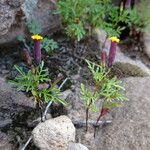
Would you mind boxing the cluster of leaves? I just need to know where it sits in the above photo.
[56,0,145,41]
[10,61,67,105]
[41,38,58,54]
[26,20,42,35]
[81,60,126,111]
[80,60,127,130]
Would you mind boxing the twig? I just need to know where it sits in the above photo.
[58,78,68,90]
[73,120,112,128]
[20,136,32,150]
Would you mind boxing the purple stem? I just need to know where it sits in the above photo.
[33,40,41,64]
[108,42,117,67]
[125,0,132,9]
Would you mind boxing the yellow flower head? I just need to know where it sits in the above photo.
[31,35,43,40]
[109,36,120,43]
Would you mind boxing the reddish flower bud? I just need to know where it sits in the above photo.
[22,48,32,65]
[125,0,132,9]
[100,50,107,66]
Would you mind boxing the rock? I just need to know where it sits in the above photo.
[0,0,61,45]
[32,115,75,150]
[0,119,12,128]
[76,77,150,150]
[0,131,12,150]
[0,77,35,128]
[68,143,89,150]
[143,32,150,59]
[95,28,150,77]
[113,48,150,77]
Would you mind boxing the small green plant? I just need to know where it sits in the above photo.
[10,61,67,116]
[41,38,58,54]
[26,20,42,34]
[80,60,127,132]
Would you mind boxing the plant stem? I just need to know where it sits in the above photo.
[85,107,89,131]
[36,101,43,122]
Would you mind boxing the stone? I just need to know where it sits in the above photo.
[0,4,15,36]
[68,143,89,150]
[113,48,150,77]
[0,132,12,150]
[32,115,75,150]
[0,77,35,128]
[0,0,61,45]
[95,77,150,150]
[143,32,150,59]
[76,77,150,150]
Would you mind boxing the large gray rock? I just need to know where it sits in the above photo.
[32,115,75,150]
[143,32,150,59]
[113,48,150,77]
[95,77,150,150]
[76,77,150,150]
[0,0,61,45]
[0,77,35,128]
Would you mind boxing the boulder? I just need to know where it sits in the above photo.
[143,32,150,59]
[32,115,75,150]
[0,0,61,45]
[95,77,150,150]
[113,48,150,77]
[0,77,35,128]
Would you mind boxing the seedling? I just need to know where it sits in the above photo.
[41,38,58,54]
[10,61,67,120]
[80,60,127,133]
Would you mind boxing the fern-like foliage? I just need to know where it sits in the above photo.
[80,60,127,130]
[9,61,67,105]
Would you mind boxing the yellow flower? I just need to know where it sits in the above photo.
[109,36,120,43]
[31,35,43,40]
